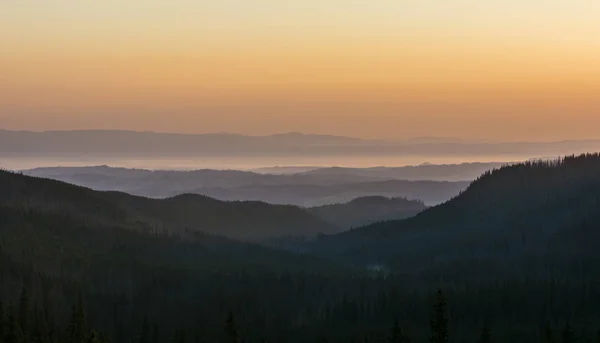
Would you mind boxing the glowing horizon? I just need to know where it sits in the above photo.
[2,0,600,141]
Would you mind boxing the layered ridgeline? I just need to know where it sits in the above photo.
[0,169,348,343]
[313,154,600,278]
[309,196,426,228]
[295,162,507,182]
[24,166,469,206]
[2,157,600,342]
[0,170,338,241]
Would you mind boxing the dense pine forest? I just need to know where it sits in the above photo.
[2,154,600,342]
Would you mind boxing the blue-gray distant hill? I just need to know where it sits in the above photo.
[23,166,468,206]
[297,162,508,182]
[308,196,426,228]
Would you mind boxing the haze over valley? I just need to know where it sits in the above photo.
[3,0,600,341]
[3,129,599,170]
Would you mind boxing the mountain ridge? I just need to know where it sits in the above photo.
[311,153,600,271]
[23,166,468,205]
[0,170,339,241]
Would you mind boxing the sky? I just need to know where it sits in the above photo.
[1,0,600,141]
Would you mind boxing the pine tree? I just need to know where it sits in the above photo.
[87,331,102,343]
[224,311,239,343]
[0,300,5,341]
[151,323,159,343]
[6,307,19,343]
[429,289,448,343]
[139,317,150,343]
[18,286,30,339]
[388,320,409,343]
[546,324,556,343]
[562,323,575,343]
[32,307,46,343]
[67,297,87,343]
[479,321,491,343]
[172,330,185,343]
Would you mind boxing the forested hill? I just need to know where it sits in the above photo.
[3,158,600,342]
[314,153,600,271]
[0,170,338,240]
[308,196,426,228]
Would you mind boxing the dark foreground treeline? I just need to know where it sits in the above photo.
[1,243,599,343]
[2,155,600,342]
[1,286,596,343]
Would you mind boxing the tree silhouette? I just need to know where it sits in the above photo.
[562,323,575,343]
[67,297,87,343]
[0,300,5,340]
[479,321,491,343]
[173,329,186,343]
[546,324,556,343]
[429,289,448,343]
[6,307,19,343]
[225,311,239,343]
[139,317,150,343]
[87,330,102,343]
[18,285,30,336]
[388,319,409,343]
[151,323,160,343]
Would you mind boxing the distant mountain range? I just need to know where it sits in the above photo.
[252,162,507,181]
[3,129,600,158]
[296,162,508,181]
[23,165,470,206]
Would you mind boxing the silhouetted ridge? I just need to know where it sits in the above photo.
[308,196,426,228]
[314,153,600,270]
[0,170,338,240]
[346,195,425,206]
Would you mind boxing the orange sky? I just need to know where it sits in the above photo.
[2,0,600,141]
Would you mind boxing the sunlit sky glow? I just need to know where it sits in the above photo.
[2,0,600,140]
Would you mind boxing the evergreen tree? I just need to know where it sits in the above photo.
[562,323,575,343]
[546,325,556,343]
[429,289,448,343]
[151,323,159,343]
[139,317,150,343]
[0,300,5,341]
[479,321,491,343]
[18,286,30,340]
[6,307,19,343]
[172,330,185,343]
[87,331,102,343]
[224,311,239,343]
[32,308,46,343]
[388,320,409,343]
[67,297,87,343]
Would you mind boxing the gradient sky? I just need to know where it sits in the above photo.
[2,0,600,141]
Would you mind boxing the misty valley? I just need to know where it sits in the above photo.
[1,150,600,343]
[3,0,600,339]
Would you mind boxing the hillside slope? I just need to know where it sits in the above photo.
[313,154,600,275]
[308,196,426,228]
[0,170,338,240]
